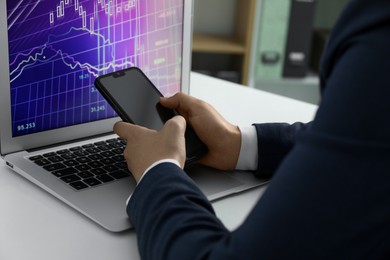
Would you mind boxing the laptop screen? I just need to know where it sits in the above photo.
[7,0,184,138]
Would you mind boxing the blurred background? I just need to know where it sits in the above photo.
[192,0,349,105]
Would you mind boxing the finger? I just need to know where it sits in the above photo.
[163,115,187,137]
[160,92,195,114]
[113,121,138,140]
[159,92,181,109]
[114,121,157,141]
[162,116,187,169]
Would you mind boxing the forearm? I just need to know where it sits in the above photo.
[128,163,229,260]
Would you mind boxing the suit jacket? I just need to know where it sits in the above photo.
[128,0,390,259]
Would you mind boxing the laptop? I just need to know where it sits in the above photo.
[0,0,267,232]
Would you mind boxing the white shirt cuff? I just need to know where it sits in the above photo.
[236,126,258,171]
[126,159,181,205]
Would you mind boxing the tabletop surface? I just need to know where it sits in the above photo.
[0,72,318,260]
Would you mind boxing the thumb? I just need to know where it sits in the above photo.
[162,115,187,138]
[159,93,180,110]
[160,92,196,121]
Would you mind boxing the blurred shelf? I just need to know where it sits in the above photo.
[191,0,256,85]
[192,33,246,54]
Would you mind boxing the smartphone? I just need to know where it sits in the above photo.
[94,67,207,164]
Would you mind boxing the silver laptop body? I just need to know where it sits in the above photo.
[0,0,266,232]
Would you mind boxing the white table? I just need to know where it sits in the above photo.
[0,72,317,260]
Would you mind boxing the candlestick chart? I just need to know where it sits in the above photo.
[8,0,183,137]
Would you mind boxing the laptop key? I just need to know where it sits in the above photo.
[52,167,78,177]
[81,144,94,149]
[74,150,89,157]
[77,171,94,179]
[43,152,57,157]
[100,151,114,157]
[75,157,92,164]
[48,156,64,163]
[110,170,130,179]
[115,162,128,169]
[56,149,70,154]
[86,148,100,154]
[109,142,123,149]
[61,174,81,183]
[43,163,66,172]
[96,174,114,183]
[34,158,52,166]
[83,177,102,187]
[60,153,77,160]
[63,160,79,167]
[101,158,115,165]
[90,168,107,176]
[88,154,103,161]
[88,161,104,168]
[75,164,91,171]
[112,148,124,155]
[29,155,44,161]
[112,155,125,162]
[69,181,88,190]
[97,144,111,151]
[69,146,82,151]
[103,165,119,173]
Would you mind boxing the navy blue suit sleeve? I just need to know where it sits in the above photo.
[253,122,309,178]
[128,0,390,258]
[128,163,230,260]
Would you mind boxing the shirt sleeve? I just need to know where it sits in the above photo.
[236,126,258,171]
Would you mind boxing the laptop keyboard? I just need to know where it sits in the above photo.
[28,138,131,191]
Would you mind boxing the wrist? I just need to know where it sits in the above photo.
[136,159,182,183]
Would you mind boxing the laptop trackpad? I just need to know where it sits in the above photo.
[185,164,245,200]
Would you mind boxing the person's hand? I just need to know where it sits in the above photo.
[160,92,241,170]
[113,116,187,182]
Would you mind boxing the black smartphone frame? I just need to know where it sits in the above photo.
[94,67,207,164]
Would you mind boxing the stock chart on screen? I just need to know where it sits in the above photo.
[7,0,184,137]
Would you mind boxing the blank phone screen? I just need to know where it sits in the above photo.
[98,68,174,130]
